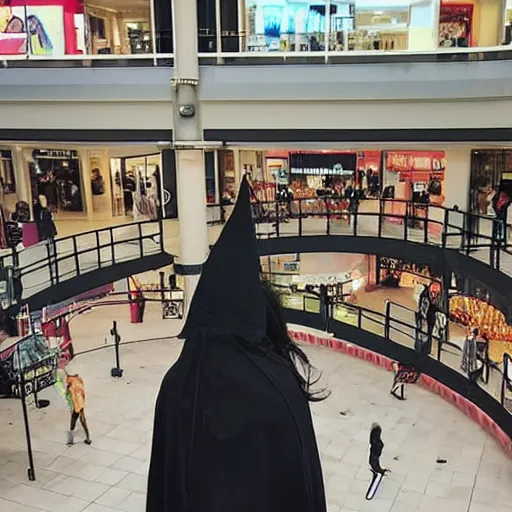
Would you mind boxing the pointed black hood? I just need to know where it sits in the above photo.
[179,176,266,342]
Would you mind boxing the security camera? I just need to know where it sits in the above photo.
[179,105,195,118]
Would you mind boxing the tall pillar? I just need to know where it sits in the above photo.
[12,148,31,206]
[78,150,94,222]
[175,150,209,306]
[444,148,472,211]
[172,0,209,310]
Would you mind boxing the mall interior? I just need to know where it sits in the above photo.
[1,0,512,510]
[1,145,512,235]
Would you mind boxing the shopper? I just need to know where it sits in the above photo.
[36,195,57,253]
[492,190,511,242]
[369,423,387,475]
[65,370,92,446]
[348,188,360,234]
[461,328,478,377]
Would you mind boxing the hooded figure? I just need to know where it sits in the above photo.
[146,177,327,512]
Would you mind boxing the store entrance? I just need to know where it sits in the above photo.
[110,153,161,221]
[30,149,85,219]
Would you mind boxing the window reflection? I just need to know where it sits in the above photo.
[0,0,154,56]
[240,0,507,53]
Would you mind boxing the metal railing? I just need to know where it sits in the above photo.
[0,218,166,308]
[206,203,227,225]
[279,290,509,420]
[1,44,512,68]
[253,197,511,275]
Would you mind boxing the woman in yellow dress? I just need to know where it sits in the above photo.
[66,372,92,446]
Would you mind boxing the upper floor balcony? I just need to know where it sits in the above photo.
[1,0,512,68]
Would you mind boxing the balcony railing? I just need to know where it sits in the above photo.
[2,46,512,68]
[252,197,512,277]
[277,288,512,436]
[1,0,510,67]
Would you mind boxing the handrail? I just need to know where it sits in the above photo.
[15,220,159,276]
[0,53,174,62]
[199,45,512,59]
[253,196,510,275]
[386,300,416,315]
[280,291,509,424]
[2,219,167,310]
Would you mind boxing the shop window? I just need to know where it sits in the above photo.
[469,150,512,215]
[29,149,84,217]
[121,154,161,220]
[237,0,504,53]
[90,16,106,40]
[0,0,155,57]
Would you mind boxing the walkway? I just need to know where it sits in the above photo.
[0,337,510,512]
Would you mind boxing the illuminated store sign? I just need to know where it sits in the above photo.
[289,152,357,176]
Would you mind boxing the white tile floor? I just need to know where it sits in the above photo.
[0,339,510,512]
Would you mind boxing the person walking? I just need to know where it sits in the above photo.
[369,423,387,475]
[65,370,92,445]
[36,195,57,253]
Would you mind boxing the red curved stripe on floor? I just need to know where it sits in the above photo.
[289,329,512,457]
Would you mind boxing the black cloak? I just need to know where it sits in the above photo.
[146,177,326,512]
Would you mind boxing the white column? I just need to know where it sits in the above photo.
[78,150,94,222]
[444,148,472,211]
[12,148,31,206]
[173,0,208,310]
[176,150,209,309]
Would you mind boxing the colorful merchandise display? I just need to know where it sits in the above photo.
[450,295,512,342]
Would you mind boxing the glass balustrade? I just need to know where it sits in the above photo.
[1,0,512,64]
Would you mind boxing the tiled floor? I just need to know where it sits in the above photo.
[0,339,510,512]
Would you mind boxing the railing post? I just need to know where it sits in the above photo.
[404,202,409,241]
[384,300,391,338]
[95,231,101,269]
[158,210,165,253]
[72,236,80,276]
[17,344,36,482]
[298,199,303,237]
[442,208,449,248]
[424,205,429,244]
[378,199,383,238]
[490,219,496,268]
[46,241,54,286]
[496,231,502,271]
[357,307,362,330]
[326,198,330,236]
[275,199,280,238]
[138,223,144,258]
[110,228,115,265]
[353,201,359,236]
[501,355,507,406]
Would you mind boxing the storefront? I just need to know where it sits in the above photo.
[30,149,85,218]
[222,148,450,206]
[383,150,446,205]
[505,0,512,44]
[109,153,161,220]
[191,0,506,53]
[0,0,153,56]
[438,0,503,48]
[241,0,446,52]
[469,149,512,215]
